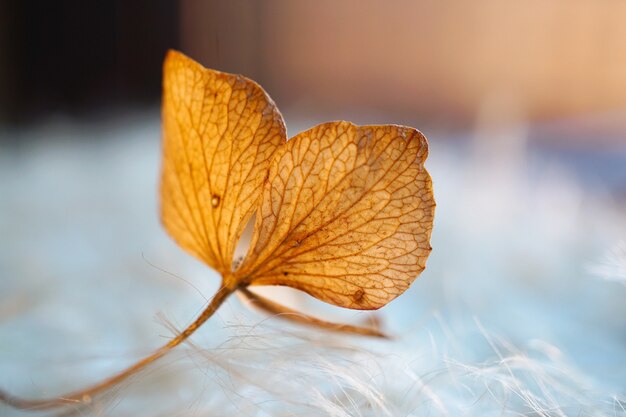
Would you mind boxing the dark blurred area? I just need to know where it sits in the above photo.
[0,0,179,126]
[1,0,625,148]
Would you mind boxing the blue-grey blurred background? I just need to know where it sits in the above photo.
[1,2,625,416]
[1,1,625,191]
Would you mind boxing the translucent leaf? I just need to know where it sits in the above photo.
[160,50,286,274]
[235,121,435,310]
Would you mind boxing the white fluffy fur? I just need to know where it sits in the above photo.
[0,114,624,416]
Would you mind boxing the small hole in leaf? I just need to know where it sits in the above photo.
[232,212,256,272]
[211,194,220,208]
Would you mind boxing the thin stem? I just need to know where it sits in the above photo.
[0,284,235,411]
[238,287,388,338]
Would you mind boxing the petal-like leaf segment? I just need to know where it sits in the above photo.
[236,122,435,309]
[160,50,286,273]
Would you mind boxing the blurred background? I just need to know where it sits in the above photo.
[1,1,625,416]
[2,0,625,190]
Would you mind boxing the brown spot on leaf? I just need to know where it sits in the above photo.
[352,289,365,303]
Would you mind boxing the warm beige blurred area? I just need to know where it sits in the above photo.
[181,0,626,139]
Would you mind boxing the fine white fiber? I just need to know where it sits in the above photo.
[588,240,626,286]
[0,113,624,416]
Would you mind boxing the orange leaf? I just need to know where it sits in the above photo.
[235,122,435,310]
[160,50,286,274]
[0,51,437,412]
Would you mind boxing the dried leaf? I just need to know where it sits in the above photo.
[0,51,437,412]
[235,122,434,310]
[160,50,286,274]
[161,51,435,310]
